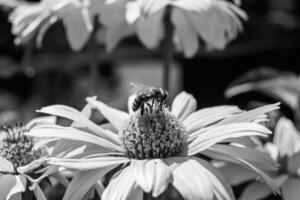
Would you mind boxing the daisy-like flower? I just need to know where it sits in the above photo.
[5,0,102,50]
[219,117,300,200]
[0,123,47,200]
[101,0,247,57]
[27,89,280,200]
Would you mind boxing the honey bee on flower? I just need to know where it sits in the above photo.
[26,85,281,200]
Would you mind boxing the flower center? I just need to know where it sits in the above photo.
[0,124,42,171]
[120,108,184,159]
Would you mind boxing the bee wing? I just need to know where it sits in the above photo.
[130,82,151,92]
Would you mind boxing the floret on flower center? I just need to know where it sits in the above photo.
[120,107,184,160]
[0,124,42,172]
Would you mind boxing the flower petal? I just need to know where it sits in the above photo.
[0,156,14,173]
[63,166,117,200]
[288,152,300,176]
[6,175,27,200]
[217,163,256,185]
[239,182,272,200]
[63,7,92,51]
[135,9,165,49]
[133,159,171,197]
[203,144,278,171]
[0,174,17,200]
[27,124,123,152]
[183,105,241,135]
[235,159,279,193]
[37,104,120,145]
[171,8,199,58]
[282,178,300,200]
[86,97,129,132]
[47,156,130,170]
[167,157,213,200]
[71,96,96,127]
[33,185,47,200]
[274,117,300,157]
[217,103,280,125]
[195,158,235,200]
[187,123,271,156]
[171,91,197,122]
[102,166,143,200]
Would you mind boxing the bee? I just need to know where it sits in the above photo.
[130,82,168,114]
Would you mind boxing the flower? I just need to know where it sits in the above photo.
[225,68,300,112]
[27,89,280,200]
[5,0,103,50]
[0,123,46,200]
[221,117,300,200]
[101,0,247,57]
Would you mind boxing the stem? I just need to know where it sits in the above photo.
[88,18,99,95]
[162,6,174,91]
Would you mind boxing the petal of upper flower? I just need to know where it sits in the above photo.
[171,8,199,58]
[133,159,172,197]
[102,166,143,200]
[187,123,271,156]
[37,104,121,145]
[62,4,92,51]
[287,152,300,176]
[281,178,300,200]
[5,175,27,200]
[171,91,197,122]
[47,156,130,170]
[274,117,300,157]
[26,124,123,152]
[239,182,272,200]
[0,174,17,200]
[86,97,129,132]
[63,166,118,200]
[216,103,280,125]
[135,8,165,49]
[0,156,14,173]
[183,105,241,135]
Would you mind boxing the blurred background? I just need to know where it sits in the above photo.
[0,0,300,125]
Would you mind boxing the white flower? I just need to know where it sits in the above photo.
[0,124,47,200]
[27,90,280,200]
[101,0,247,57]
[6,0,103,50]
[222,117,300,200]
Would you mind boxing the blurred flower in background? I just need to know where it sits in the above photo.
[27,88,280,200]
[221,117,300,200]
[0,123,50,200]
